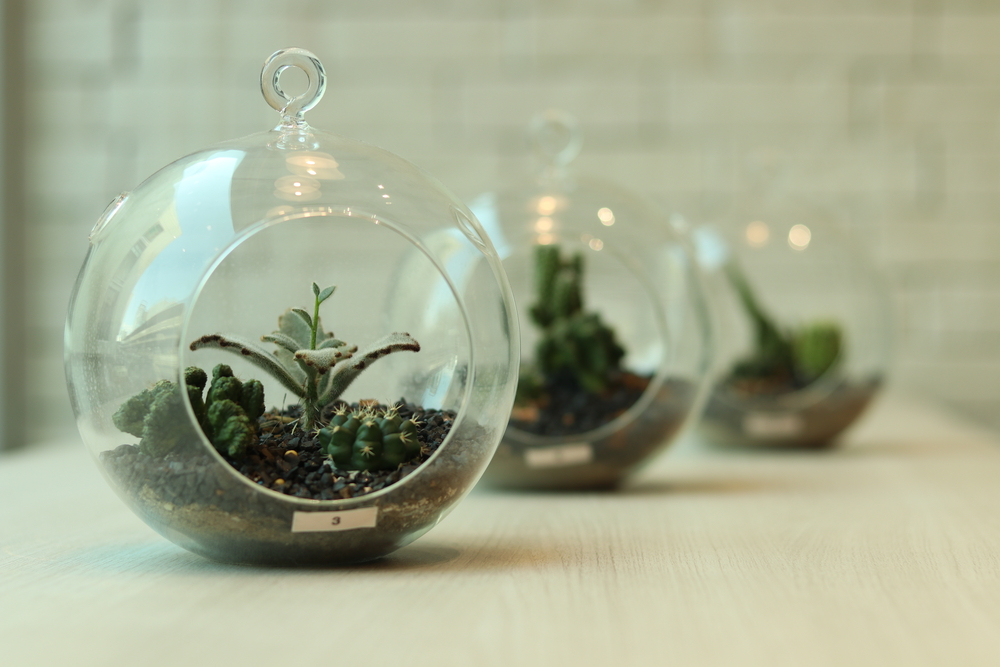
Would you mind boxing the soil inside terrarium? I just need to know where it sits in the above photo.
[509,370,651,437]
[102,400,454,502]
[702,375,882,447]
[487,376,696,490]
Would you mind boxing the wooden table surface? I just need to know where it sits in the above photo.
[3,394,1000,667]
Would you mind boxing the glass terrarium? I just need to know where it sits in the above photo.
[472,111,712,490]
[688,181,890,448]
[64,49,518,565]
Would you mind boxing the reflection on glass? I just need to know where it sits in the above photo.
[598,207,615,226]
[285,151,344,180]
[745,220,769,247]
[274,174,322,202]
[536,195,558,215]
[788,224,811,250]
[534,216,554,233]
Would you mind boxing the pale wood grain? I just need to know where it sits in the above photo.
[3,394,1000,667]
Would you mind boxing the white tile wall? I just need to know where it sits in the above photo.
[23,0,1000,441]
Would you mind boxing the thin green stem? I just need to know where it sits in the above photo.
[310,293,320,351]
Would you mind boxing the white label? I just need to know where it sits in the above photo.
[743,411,805,438]
[524,443,593,469]
[291,507,378,533]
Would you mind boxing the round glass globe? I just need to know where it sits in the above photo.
[472,111,713,490]
[64,49,518,564]
[689,195,891,447]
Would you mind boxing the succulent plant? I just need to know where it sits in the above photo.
[726,263,842,387]
[526,244,625,394]
[316,404,424,472]
[189,283,420,430]
[202,364,266,458]
[112,364,264,459]
[791,321,842,384]
[113,367,212,457]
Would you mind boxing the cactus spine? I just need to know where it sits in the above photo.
[190,283,420,429]
[528,244,625,394]
[316,404,423,472]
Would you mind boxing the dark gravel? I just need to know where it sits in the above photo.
[102,399,455,504]
[509,371,651,437]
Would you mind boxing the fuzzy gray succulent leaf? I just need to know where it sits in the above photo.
[189,333,306,398]
[278,309,314,349]
[319,332,421,404]
[314,283,336,304]
[317,336,350,350]
[294,346,356,375]
[291,308,313,329]
[261,332,302,355]
[316,344,358,396]
[274,347,307,384]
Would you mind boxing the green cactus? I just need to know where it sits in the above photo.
[112,384,163,439]
[112,364,264,459]
[316,404,423,472]
[527,244,625,394]
[139,386,189,457]
[792,321,842,384]
[725,262,843,387]
[189,283,420,429]
[185,366,208,392]
[199,364,265,458]
[112,369,209,457]
[206,398,254,459]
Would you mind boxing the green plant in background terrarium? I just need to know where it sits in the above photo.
[724,262,842,394]
[511,244,647,436]
[112,283,439,495]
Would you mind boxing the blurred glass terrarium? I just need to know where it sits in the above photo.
[64,49,518,565]
[689,159,890,447]
[471,111,712,490]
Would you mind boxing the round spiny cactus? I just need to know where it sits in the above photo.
[317,405,424,472]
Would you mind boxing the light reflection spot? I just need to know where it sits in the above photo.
[597,207,615,225]
[537,196,557,215]
[746,220,770,247]
[788,224,811,250]
[589,238,604,251]
[534,216,553,232]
